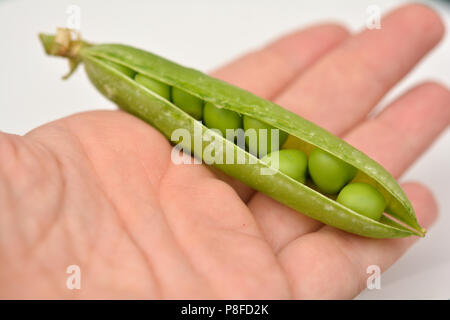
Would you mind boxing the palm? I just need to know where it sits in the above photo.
[1,4,449,299]
[1,110,289,299]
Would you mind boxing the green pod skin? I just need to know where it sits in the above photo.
[99,58,136,78]
[337,183,386,221]
[308,148,357,194]
[171,86,203,120]
[39,33,426,238]
[243,115,289,158]
[262,149,308,184]
[203,102,242,139]
[135,73,171,101]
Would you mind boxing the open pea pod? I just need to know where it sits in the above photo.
[39,30,426,238]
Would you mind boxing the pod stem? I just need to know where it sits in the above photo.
[39,28,92,79]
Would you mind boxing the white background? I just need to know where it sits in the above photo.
[0,0,449,299]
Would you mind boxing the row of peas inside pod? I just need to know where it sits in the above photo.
[103,59,387,222]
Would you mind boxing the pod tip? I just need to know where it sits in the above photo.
[38,33,55,55]
[420,228,427,237]
[38,28,91,79]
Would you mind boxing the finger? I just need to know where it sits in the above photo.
[344,81,450,178]
[211,24,349,99]
[274,3,445,135]
[250,81,449,253]
[278,182,438,299]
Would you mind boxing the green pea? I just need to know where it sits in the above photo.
[337,183,386,221]
[135,74,171,100]
[308,148,357,194]
[262,149,308,183]
[243,116,288,158]
[99,59,136,78]
[171,87,203,120]
[203,102,242,138]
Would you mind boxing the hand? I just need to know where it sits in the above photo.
[0,4,449,299]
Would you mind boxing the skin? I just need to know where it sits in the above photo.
[337,183,386,221]
[0,4,449,299]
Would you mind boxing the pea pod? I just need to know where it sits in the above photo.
[39,30,426,238]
